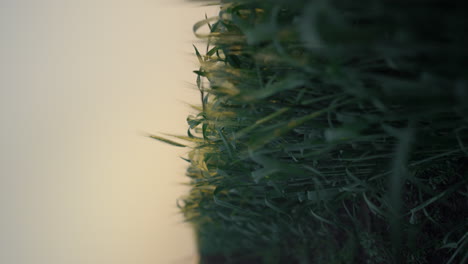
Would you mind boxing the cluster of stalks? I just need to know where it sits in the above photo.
[153,1,467,263]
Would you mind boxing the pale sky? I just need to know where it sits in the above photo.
[0,1,218,263]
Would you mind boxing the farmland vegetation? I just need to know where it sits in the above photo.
[152,0,468,263]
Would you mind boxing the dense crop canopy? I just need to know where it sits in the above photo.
[153,1,468,263]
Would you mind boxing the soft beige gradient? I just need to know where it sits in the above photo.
[0,1,218,263]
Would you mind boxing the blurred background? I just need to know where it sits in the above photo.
[0,0,217,263]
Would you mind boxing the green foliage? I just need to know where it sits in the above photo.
[171,0,468,263]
